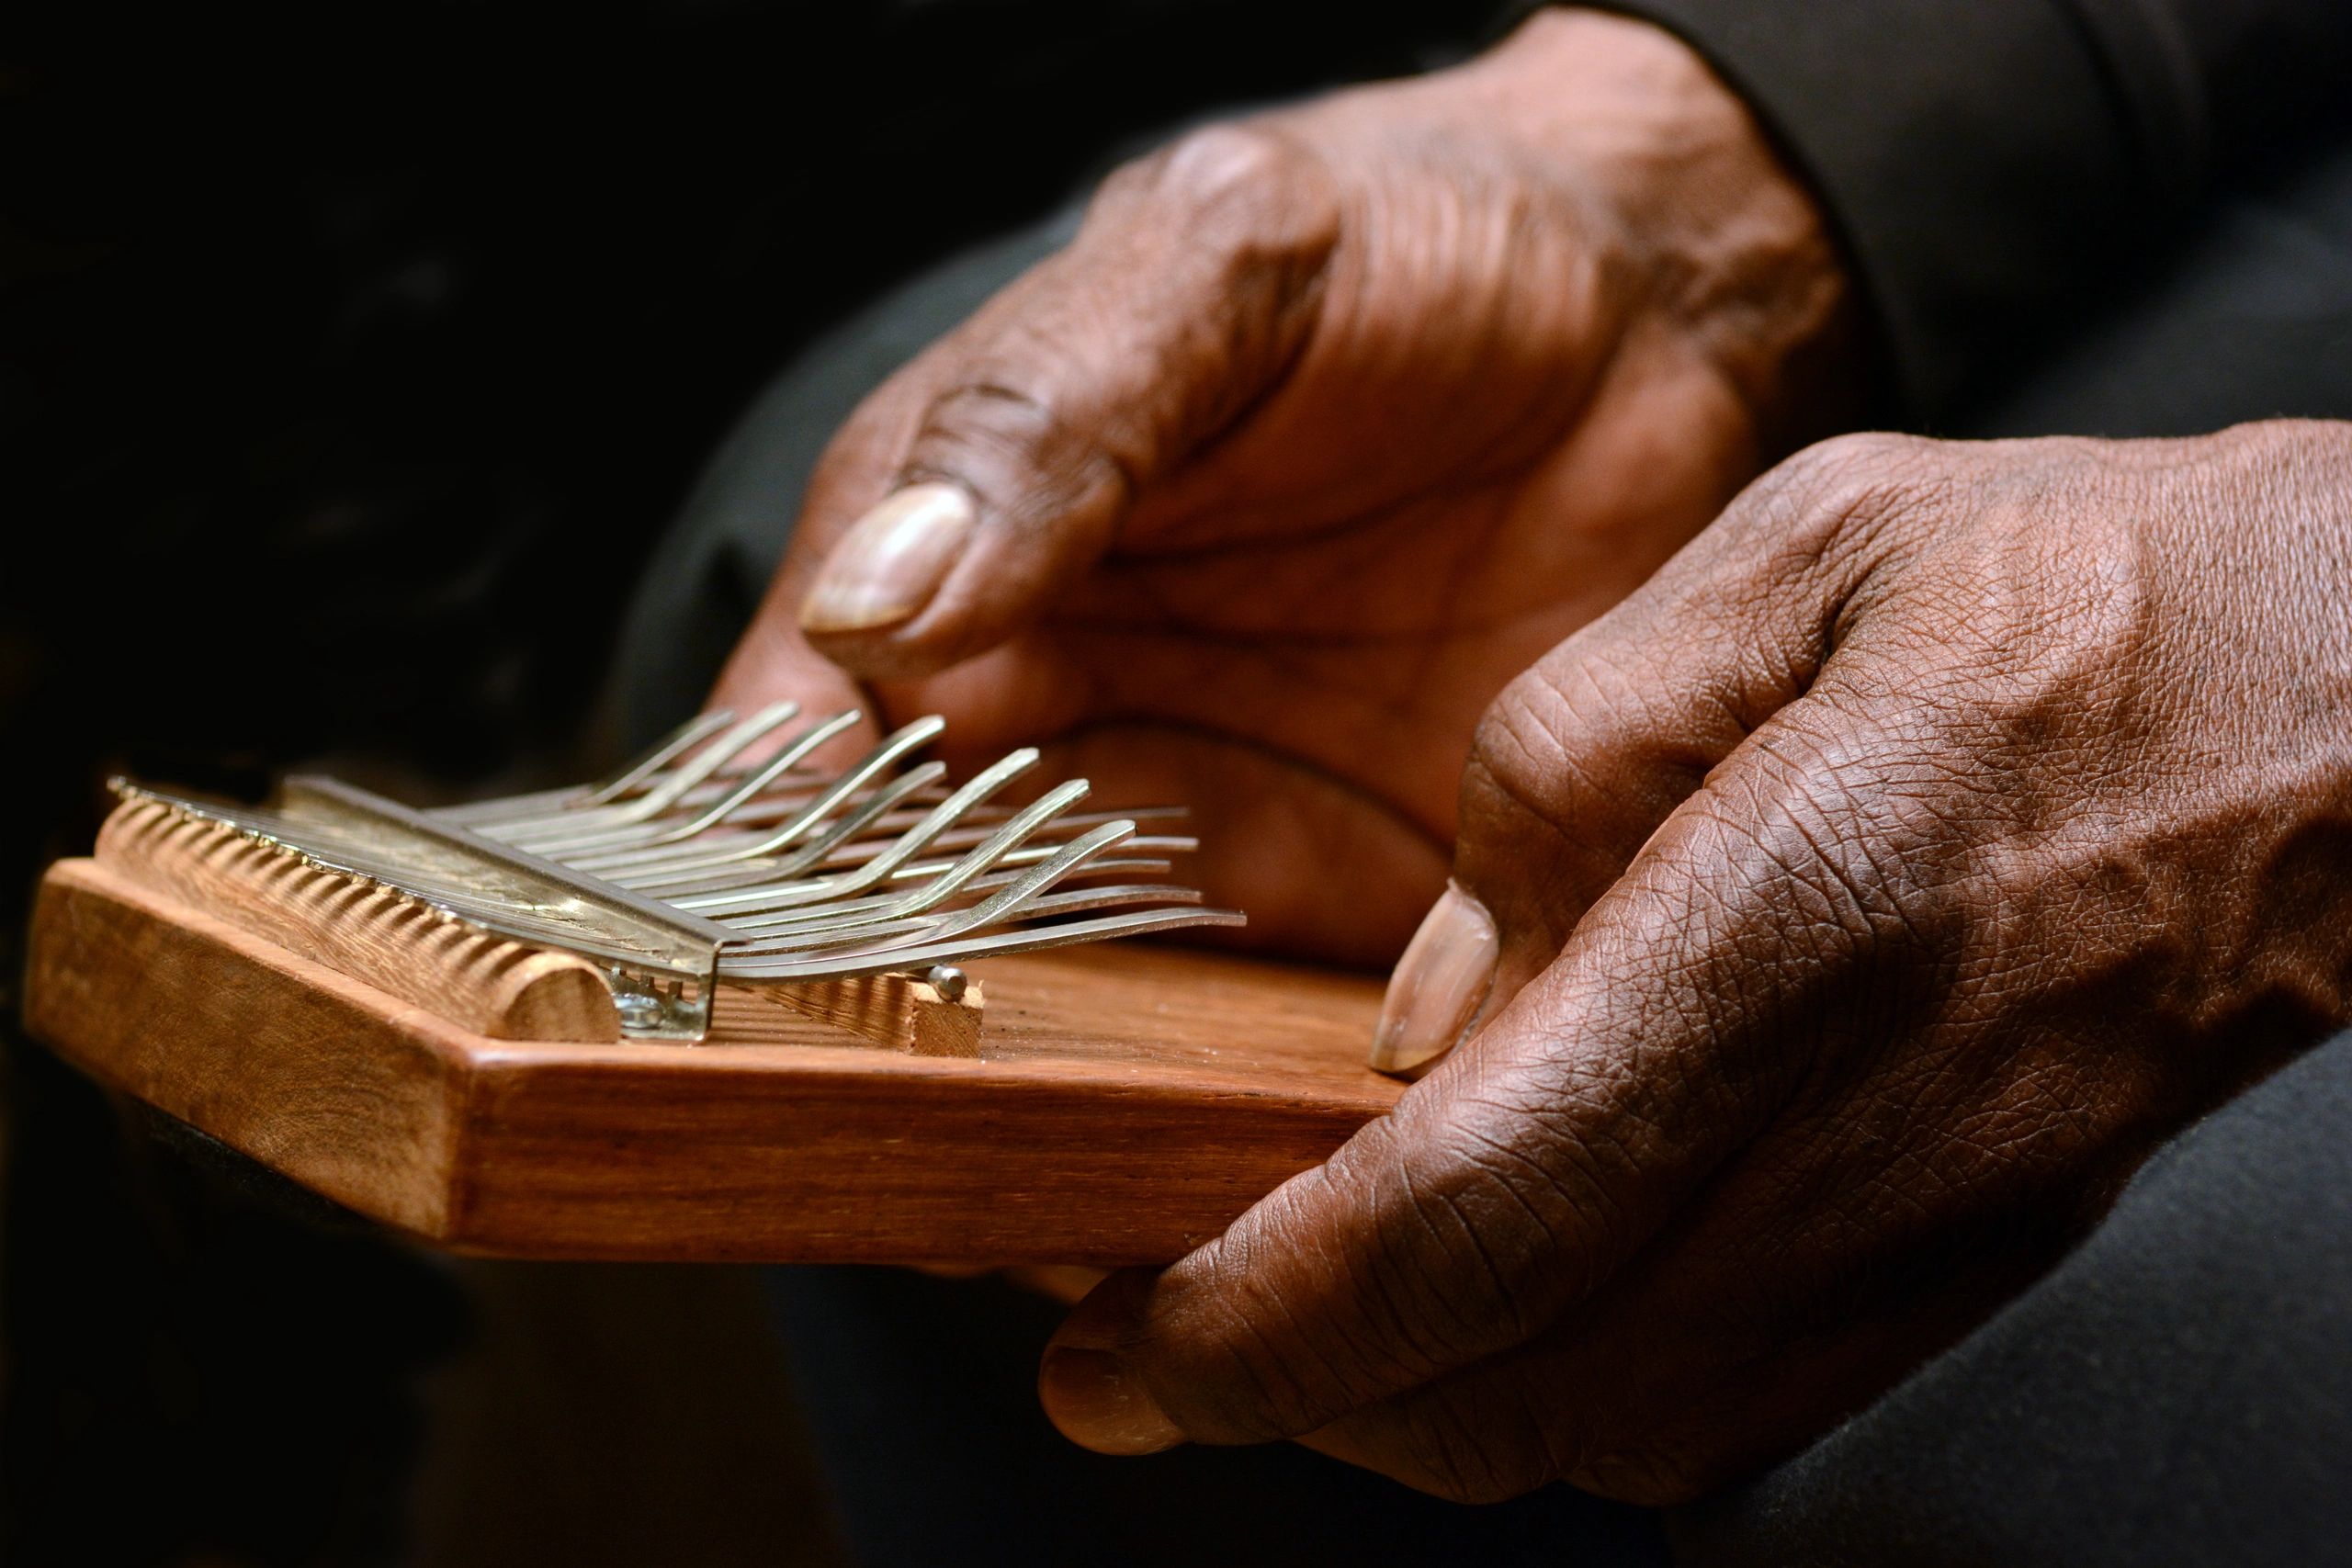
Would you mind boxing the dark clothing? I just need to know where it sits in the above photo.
[1677,1018,2352,1566]
[1597,0,2352,416]
[765,1266,1668,1567]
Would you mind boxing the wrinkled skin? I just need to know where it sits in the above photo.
[1038,422,2352,1502]
[711,9,1853,963]
[710,0,2352,1508]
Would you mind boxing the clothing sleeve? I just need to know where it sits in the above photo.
[1568,0,2352,417]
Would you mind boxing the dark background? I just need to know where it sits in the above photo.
[0,4,1483,1562]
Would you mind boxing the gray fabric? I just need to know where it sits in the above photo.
[1673,1026,2352,1567]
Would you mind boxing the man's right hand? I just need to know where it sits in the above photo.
[713,8,1858,961]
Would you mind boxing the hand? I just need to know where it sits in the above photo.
[1035,421,2352,1502]
[711,9,1854,962]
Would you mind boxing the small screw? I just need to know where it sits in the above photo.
[925,964,968,1003]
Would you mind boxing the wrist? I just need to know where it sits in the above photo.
[1469,8,1868,452]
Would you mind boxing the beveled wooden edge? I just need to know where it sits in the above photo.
[24,857,1396,1266]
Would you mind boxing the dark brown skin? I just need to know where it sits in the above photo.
[711,0,2352,1507]
[711,9,1854,964]
[1038,422,2352,1501]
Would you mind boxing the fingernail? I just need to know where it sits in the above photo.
[799,481,977,634]
[1038,1346,1186,1455]
[1368,883,1498,1079]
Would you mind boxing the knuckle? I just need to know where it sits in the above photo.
[907,372,1128,522]
[1145,122,1310,212]
[920,374,1058,453]
[1464,649,1650,824]
[1736,431,1958,558]
[1702,718,1962,996]
[1464,676,1577,822]
[1102,121,1340,257]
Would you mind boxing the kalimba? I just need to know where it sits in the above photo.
[23,705,1398,1265]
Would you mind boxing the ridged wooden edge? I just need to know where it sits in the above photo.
[96,796,622,1043]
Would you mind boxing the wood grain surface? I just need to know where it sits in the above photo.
[24,857,1401,1265]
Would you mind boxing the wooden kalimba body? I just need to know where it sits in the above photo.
[23,707,1397,1266]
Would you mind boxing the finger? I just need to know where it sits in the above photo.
[1035,435,1945,1454]
[1371,432,1937,1076]
[795,123,1342,679]
[1038,693,1924,1462]
[707,604,874,760]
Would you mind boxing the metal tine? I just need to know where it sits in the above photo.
[677,809,1167,879]
[778,841,1174,898]
[516,711,858,863]
[713,843,1168,934]
[702,853,1177,930]
[614,760,946,895]
[436,710,744,829]
[719,907,1247,982]
[547,710,873,863]
[708,783,1184,831]
[723,880,1193,957]
[805,813,1188,867]
[822,832,1194,883]
[488,701,805,845]
[746,818,1182,885]
[577,710,744,807]
[571,716,946,876]
[723,818,1136,954]
[684,777,1089,922]
[651,747,1039,903]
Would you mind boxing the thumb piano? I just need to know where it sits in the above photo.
[23,706,1399,1267]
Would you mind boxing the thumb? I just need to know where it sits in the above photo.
[1371,433,1931,1076]
[1033,436,1940,1461]
[796,123,1340,680]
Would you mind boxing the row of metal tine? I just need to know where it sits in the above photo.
[431,704,1241,982]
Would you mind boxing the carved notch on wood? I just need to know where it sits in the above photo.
[769,973,986,1058]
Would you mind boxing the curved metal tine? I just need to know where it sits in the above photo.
[724,818,1136,955]
[664,747,1040,908]
[548,710,867,863]
[707,852,1173,931]
[687,777,1090,923]
[578,710,744,807]
[433,711,747,829]
[868,833,1190,887]
[719,906,1248,982]
[572,716,946,877]
[810,808,1187,865]
[489,701,806,846]
[722,881,1193,956]
[614,760,945,896]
